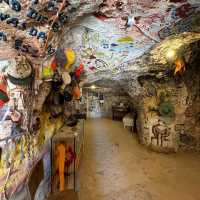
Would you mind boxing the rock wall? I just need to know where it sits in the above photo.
[136,66,200,152]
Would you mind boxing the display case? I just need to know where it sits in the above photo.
[51,120,84,193]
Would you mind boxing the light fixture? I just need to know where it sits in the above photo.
[91,85,96,90]
[166,49,176,60]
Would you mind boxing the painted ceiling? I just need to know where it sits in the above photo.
[60,0,200,83]
[0,0,200,87]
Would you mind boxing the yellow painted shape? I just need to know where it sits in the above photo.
[43,66,53,77]
[65,49,76,70]
[117,36,134,43]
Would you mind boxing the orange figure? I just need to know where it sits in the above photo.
[174,58,185,75]
[56,143,66,191]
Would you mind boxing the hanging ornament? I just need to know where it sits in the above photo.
[65,49,76,70]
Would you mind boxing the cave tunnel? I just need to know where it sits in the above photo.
[0,0,200,200]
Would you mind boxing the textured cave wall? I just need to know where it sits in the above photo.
[134,64,200,152]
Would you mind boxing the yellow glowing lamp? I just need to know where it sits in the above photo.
[65,49,76,70]
[166,50,176,61]
[91,85,96,90]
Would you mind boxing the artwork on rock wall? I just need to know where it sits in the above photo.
[149,118,173,149]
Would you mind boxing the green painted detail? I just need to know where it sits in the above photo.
[158,101,175,117]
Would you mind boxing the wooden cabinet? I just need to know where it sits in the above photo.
[112,106,128,120]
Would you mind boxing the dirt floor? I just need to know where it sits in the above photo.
[78,118,200,200]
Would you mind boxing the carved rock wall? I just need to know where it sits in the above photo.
[135,65,200,152]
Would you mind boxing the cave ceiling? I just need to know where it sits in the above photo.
[0,0,200,94]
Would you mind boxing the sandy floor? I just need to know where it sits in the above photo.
[78,118,200,200]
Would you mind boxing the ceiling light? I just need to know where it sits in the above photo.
[91,85,96,90]
[166,50,176,60]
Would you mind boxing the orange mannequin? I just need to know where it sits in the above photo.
[56,143,66,191]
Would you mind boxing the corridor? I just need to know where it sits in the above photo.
[78,119,200,200]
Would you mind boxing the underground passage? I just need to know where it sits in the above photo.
[0,0,200,200]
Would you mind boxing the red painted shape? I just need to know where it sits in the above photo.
[51,57,57,70]
[93,13,109,21]
[75,63,84,77]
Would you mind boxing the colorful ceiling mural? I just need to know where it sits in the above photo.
[0,0,199,81]
[60,0,200,81]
